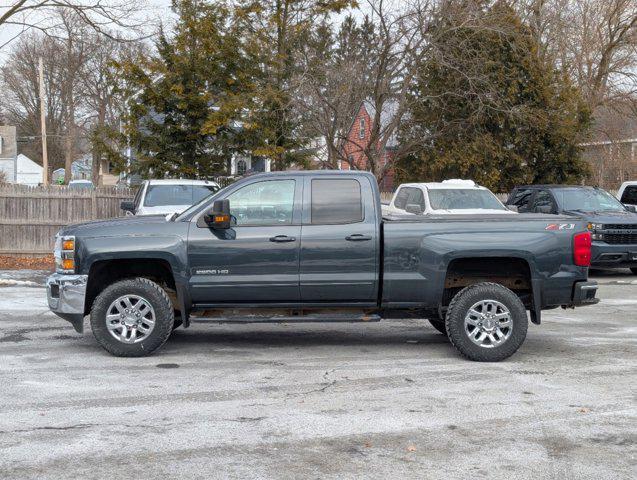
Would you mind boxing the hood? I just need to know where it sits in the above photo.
[59,214,168,237]
[564,210,637,225]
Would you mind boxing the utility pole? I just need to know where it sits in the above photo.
[38,57,49,185]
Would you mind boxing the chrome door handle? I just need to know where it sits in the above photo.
[269,235,296,243]
[345,234,372,241]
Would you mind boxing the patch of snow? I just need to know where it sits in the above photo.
[0,279,41,287]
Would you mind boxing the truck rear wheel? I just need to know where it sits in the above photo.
[631,268,637,275]
[445,282,527,362]
[90,278,174,357]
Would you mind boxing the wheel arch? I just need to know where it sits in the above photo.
[84,258,184,319]
[441,256,540,324]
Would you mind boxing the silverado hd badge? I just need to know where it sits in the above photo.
[193,269,229,275]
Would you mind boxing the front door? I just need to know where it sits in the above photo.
[188,178,302,303]
[299,176,379,303]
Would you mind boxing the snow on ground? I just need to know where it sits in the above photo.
[0,286,49,313]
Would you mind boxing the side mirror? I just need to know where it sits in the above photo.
[624,204,637,213]
[121,200,135,214]
[203,199,231,229]
[405,203,423,215]
[535,205,553,214]
[506,205,519,212]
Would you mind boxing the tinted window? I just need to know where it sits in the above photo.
[620,186,637,204]
[531,190,555,213]
[144,184,219,207]
[228,180,295,225]
[509,188,533,212]
[394,187,410,209]
[312,179,363,224]
[429,189,506,210]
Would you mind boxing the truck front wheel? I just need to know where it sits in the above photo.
[445,282,528,362]
[90,278,175,357]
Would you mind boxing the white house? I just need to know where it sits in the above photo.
[15,154,43,186]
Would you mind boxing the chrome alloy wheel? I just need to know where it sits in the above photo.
[106,295,156,344]
[464,299,512,348]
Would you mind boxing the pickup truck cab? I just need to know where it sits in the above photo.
[47,171,598,361]
[384,180,514,216]
[507,184,637,274]
[617,181,637,208]
[120,179,220,216]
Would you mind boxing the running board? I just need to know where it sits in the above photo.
[190,313,382,324]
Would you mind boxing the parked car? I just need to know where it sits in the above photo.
[383,180,515,216]
[506,184,637,274]
[68,179,94,189]
[617,181,637,208]
[121,179,220,216]
[46,171,598,361]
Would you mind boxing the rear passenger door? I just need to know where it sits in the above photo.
[299,176,379,304]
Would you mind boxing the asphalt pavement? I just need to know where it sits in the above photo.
[0,270,635,479]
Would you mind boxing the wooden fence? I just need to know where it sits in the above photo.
[0,185,134,255]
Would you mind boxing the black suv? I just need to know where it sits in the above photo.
[507,185,637,274]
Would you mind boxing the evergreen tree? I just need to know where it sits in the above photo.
[119,0,251,178]
[397,1,591,191]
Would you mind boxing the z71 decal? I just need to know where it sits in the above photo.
[545,223,575,231]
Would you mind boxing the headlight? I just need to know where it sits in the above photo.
[587,223,603,231]
[54,235,76,273]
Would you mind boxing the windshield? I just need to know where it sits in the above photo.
[143,184,219,207]
[428,189,506,210]
[553,188,626,212]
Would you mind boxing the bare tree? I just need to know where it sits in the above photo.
[0,33,68,172]
[520,0,637,111]
[293,0,431,184]
[0,0,148,49]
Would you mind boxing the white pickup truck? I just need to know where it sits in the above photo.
[383,180,515,216]
[121,179,220,216]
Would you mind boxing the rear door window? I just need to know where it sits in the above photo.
[620,186,637,204]
[406,188,425,210]
[509,188,534,212]
[311,179,363,224]
[393,187,410,210]
[530,190,556,213]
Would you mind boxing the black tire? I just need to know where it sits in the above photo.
[631,267,637,275]
[90,278,174,357]
[445,282,528,362]
[428,318,448,336]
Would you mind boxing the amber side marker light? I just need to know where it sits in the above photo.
[62,239,75,250]
[62,258,75,270]
[214,215,230,223]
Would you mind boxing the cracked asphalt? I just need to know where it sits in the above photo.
[0,270,635,479]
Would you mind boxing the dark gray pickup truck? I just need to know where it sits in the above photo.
[47,171,598,361]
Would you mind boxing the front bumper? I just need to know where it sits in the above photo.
[591,243,637,268]
[46,273,88,333]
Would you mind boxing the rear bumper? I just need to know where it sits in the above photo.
[566,280,599,307]
[46,273,87,333]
